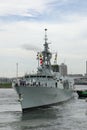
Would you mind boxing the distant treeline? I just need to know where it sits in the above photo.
[0,83,12,88]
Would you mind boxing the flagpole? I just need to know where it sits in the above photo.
[16,62,18,79]
[37,52,39,67]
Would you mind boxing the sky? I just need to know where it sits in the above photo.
[0,0,87,77]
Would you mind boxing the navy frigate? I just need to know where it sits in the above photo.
[12,29,74,112]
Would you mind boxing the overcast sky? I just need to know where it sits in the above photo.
[0,0,87,77]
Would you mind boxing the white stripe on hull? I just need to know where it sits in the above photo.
[14,86,73,110]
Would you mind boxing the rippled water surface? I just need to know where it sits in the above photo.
[0,88,87,130]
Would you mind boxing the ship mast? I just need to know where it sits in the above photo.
[42,29,52,68]
[45,28,48,44]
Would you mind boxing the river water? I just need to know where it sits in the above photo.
[0,87,87,130]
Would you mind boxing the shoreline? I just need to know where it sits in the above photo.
[0,83,12,88]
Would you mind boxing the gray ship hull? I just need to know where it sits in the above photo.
[14,85,73,111]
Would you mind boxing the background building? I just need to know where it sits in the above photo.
[0,78,11,83]
[85,61,87,76]
[59,63,67,76]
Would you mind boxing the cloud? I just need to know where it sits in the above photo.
[22,44,41,52]
[0,47,38,77]
[0,0,87,23]
[48,0,87,14]
[0,0,46,22]
[0,0,87,76]
[0,0,45,15]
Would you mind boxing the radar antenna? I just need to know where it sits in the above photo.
[45,28,48,43]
